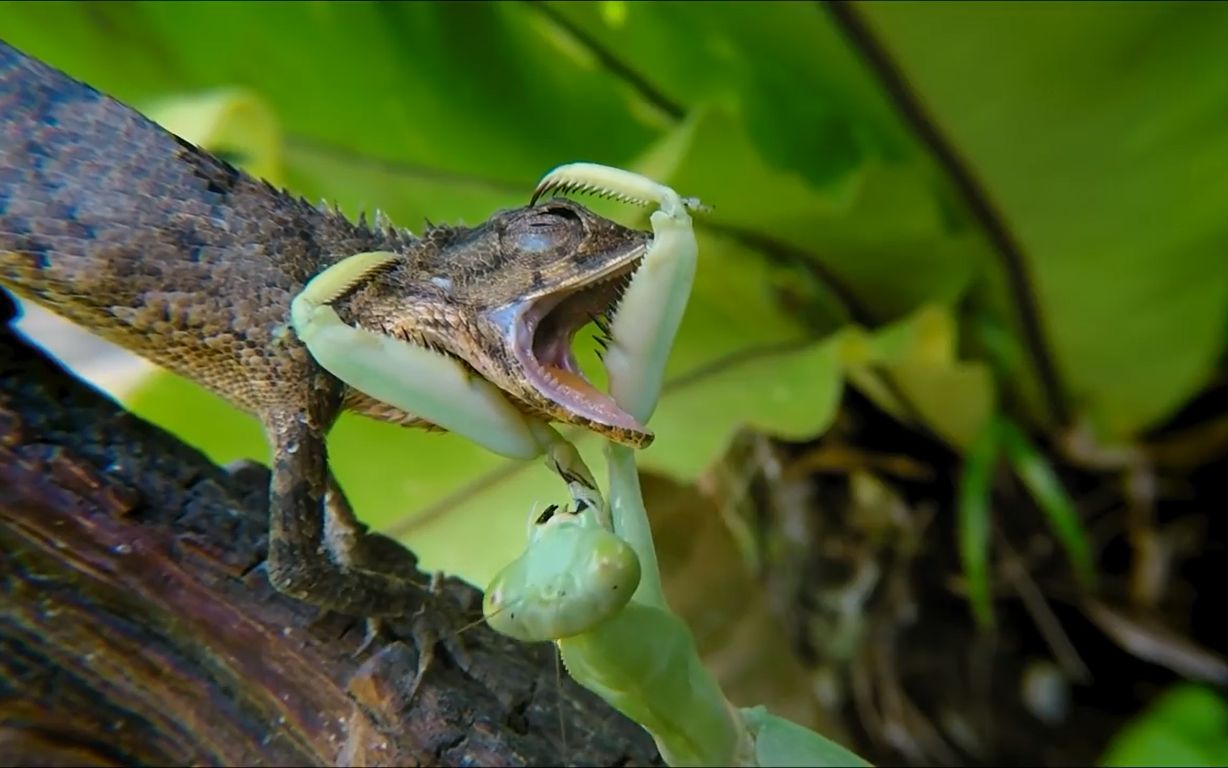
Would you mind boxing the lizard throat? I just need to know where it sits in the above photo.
[506,269,646,436]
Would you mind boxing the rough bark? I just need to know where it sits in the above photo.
[0,291,660,767]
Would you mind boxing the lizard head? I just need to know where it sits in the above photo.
[339,198,653,447]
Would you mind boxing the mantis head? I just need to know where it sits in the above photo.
[331,198,653,447]
[483,500,642,642]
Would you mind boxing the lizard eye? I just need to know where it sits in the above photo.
[514,204,582,252]
[516,228,559,253]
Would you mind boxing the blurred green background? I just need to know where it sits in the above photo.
[3,2,1226,764]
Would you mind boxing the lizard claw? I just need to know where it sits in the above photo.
[404,571,474,704]
[353,616,390,658]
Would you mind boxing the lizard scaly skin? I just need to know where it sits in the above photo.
[0,40,648,618]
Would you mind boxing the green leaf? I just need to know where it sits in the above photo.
[145,87,287,186]
[629,87,984,330]
[541,0,919,178]
[998,418,1097,591]
[880,359,996,450]
[1099,684,1228,767]
[0,1,662,184]
[640,333,845,480]
[957,417,999,628]
[858,1,1228,439]
[850,305,998,450]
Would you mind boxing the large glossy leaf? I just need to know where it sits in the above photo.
[0,1,658,180]
[858,1,1228,440]
[6,1,1222,591]
[550,1,991,327]
[539,0,919,181]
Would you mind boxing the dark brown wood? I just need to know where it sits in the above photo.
[0,291,660,767]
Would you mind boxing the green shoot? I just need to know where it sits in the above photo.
[958,416,999,628]
[998,417,1097,591]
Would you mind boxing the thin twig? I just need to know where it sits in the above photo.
[823,0,1068,426]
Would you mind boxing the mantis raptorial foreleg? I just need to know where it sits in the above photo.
[530,163,702,607]
[290,251,544,460]
[532,163,700,426]
[486,161,703,640]
[291,254,613,516]
[484,163,872,767]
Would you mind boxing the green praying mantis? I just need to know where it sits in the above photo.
[292,162,871,767]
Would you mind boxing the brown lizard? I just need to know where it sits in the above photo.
[0,38,654,620]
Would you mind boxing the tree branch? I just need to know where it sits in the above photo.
[0,291,659,767]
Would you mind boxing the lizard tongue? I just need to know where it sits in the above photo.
[543,364,601,399]
[537,360,643,432]
[525,317,646,434]
[490,277,649,438]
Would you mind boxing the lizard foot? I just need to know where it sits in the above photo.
[400,571,475,704]
[353,616,391,658]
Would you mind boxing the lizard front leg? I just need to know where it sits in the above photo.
[262,369,432,618]
[264,386,468,698]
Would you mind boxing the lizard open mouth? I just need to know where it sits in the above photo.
[498,256,649,441]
